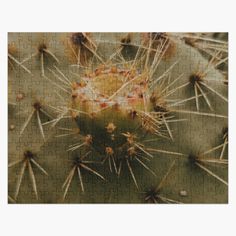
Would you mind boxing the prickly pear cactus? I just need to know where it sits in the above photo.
[8,32,228,203]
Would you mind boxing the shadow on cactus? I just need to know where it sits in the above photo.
[8,32,228,203]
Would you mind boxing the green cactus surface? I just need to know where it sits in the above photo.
[8,32,228,203]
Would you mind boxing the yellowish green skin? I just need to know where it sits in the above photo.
[8,33,228,203]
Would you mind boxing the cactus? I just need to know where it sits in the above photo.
[8,32,228,203]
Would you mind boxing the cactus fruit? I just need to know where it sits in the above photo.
[8,32,228,203]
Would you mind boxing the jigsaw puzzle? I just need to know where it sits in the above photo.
[8,32,228,203]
